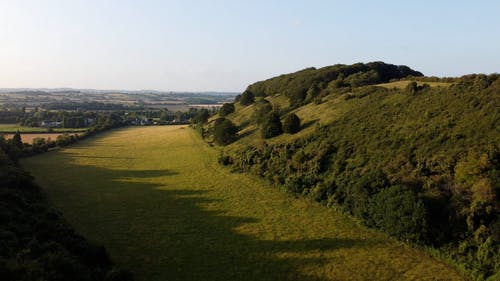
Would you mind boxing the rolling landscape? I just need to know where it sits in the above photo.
[1,1,499,281]
[2,62,498,281]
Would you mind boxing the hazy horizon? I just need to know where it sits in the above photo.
[1,0,499,92]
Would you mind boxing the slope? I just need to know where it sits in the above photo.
[208,64,499,280]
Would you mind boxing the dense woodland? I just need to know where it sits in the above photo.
[203,62,499,280]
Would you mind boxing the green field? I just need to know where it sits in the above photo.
[0,123,88,133]
[22,126,466,281]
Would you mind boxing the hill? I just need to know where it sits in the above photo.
[203,62,500,280]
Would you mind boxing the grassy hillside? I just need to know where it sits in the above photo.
[206,63,500,280]
[22,126,465,281]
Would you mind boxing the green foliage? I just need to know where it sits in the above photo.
[239,90,255,106]
[252,100,273,125]
[213,118,238,145]
[261,112,283,139]
[244,62,423,106]
[368,185,427,242]
[11,131,23,149]
[193,108,210,124]
[218,103,235,117]
[32,137,49,153]
[63,116,85,128]
[56,133,77,147]
[282,113,301,134]
[344,70,380,87]
[339,170,390,221]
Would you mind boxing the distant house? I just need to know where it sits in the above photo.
[130,118,153,126]
[140,118,153,125]
[41,120,62,128]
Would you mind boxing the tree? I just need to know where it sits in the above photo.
[283,113,301,134]
[239,90,255,106]
[305,83,320,102]
[219,103,235,117]
[261,112,283,139]
[32,137,48,152]
[159,110,170,121]
[11,131,23,149]
[193,109,210,124]
[253,100,273,124]
[213,118,238,145]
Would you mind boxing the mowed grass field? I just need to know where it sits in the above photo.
[0,123,87,133]
[22,126,466,281]
[2,133,80,143]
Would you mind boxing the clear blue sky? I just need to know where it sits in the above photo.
[1,0,499,92]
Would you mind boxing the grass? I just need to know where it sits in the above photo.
[22,126,466,281]
[0,123,88,133]
[375,80,452,89]
[2,133,79,143]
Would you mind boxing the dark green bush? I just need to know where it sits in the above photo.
[219,103,235,117]
[213,118,238,145]
[368,185,427,243]
[261,112,283,139]
[239,91,255,106]
[282,113,301,134]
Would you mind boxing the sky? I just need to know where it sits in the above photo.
[0,0,499,92]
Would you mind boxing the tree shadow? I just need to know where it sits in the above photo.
[301,119,319,130]
[60,152,135,160]
[238,128,257,139]
[32,157,380,281]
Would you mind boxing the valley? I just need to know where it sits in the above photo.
[22,126,465,281]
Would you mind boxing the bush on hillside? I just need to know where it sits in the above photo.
[282,113,301,134]
[213,118,238,145]
[193,109,210,124]
[252,100,273,125]
[261,112,283,139]
[219,103,235,117]
[239,91,255,106]
[368,185,427,243]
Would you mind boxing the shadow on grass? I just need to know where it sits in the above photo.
[60,152,135,160]
[301,119,319,130]
[38,157,377,281]
[238,128,257,139]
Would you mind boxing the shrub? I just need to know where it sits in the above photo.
[252,100,273,125]
[213,118,238,145]
[239,91,255,106]
[261,112,283,139]
[282,113,301,134]
[193,109,210,124]
[368,185,427,243]
[219,103,235,117]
